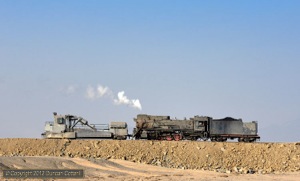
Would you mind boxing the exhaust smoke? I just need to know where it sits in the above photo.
[86,85,112,100]
[85,85,142,110]
[114,91,142,110]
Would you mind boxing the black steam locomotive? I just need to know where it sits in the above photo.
[133,114,260,142]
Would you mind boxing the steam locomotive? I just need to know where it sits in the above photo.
[133,114,260,142]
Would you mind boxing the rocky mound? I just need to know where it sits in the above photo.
[0,139,299,174]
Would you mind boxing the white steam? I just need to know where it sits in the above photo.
[60,85,78,95]
[85,85,142,110]
[86,85,112,100]
[97,86,110,97]
[66,85,76,94]
[86,86,96,99]
[114,91,142,110]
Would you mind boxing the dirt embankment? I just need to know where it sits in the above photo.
[0,139,299,174]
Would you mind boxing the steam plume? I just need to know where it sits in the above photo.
[60,85,78,96]
[86,86,96,100]
[86,85,112,100]
[97,85,110,97]
[114,91,142,110]
[85,85,142,110]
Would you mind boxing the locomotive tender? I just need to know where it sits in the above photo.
[133,114,260,142]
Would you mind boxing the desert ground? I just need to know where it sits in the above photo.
[0,139,299,180]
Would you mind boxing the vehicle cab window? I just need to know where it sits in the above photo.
[57,118,65,124]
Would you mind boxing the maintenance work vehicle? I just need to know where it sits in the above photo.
[41,112,128,140]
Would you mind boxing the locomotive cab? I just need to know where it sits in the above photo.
[192,116,210,132]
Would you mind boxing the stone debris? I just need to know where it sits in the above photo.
[0,138,299,174]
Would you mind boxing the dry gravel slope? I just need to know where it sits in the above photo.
[0,139,299,174]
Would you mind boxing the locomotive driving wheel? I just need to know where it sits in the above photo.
[202,132,208,141]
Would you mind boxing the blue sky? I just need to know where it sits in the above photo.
[0,1,299,141]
